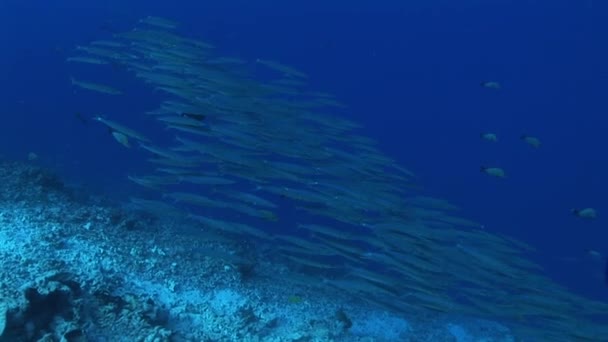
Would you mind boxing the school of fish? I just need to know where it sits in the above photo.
[67,16,608,341]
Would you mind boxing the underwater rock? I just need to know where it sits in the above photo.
[1,278,81,341]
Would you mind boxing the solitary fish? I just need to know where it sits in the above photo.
[70,77,122,95]
[521,134,541,148]
[481,166,506,178]
[572,208,597,219]
[481,81,501,89]
[481,132,498,142]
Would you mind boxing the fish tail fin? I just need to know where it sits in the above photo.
[480,166,487,173]
[571,208,579,216]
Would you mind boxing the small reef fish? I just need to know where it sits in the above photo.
[521,134,541,148]
[70,77,122,95]
[481,81,501,89]
[481,133,498,142]
[572,208,597,219]
[481,166,506,178]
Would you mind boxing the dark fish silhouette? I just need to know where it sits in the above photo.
[75,112,88,125]
[99,21,118,33]
[182,112,206,122]
[521,134,541,148]
[572,208,597,219]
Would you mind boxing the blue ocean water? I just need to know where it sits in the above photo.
[0,0,606,338]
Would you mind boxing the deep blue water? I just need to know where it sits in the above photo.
[1,0,606,304]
